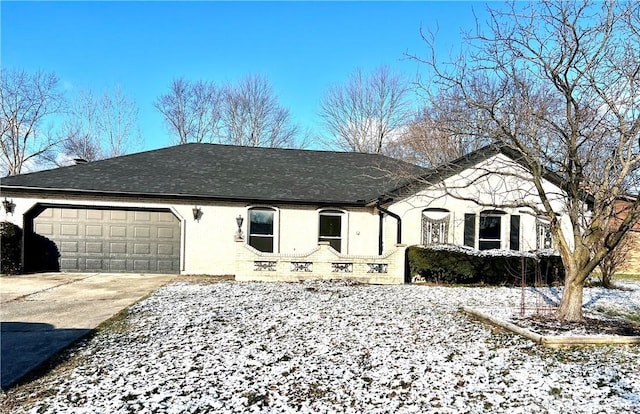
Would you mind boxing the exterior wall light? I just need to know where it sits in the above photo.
[2,198,15,215]
[235,214,244,240]
[192,206,203,222]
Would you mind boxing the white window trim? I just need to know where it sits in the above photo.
[246,206,280,253]
[317,208,348,254]
[478,210,507,250]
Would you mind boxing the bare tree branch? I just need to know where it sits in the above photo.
[319,66,412,154]
[220,74,299,148]
[410,0,640,321]
[1,69,64,175]
[155,78,223,144]
[62,86,142,162]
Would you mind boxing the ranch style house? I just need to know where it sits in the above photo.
[0,143,574,283]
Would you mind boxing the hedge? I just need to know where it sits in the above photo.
[1,221,23,274]
[408,245,564,286]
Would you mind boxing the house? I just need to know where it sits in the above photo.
[613,198,640,275]
[0,143,570,283]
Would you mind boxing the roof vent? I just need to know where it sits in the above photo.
[73,158,88,165]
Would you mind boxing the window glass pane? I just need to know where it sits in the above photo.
[464,214,476,247]
[510,215,520,251]
[319,215,341,237]
[479,240,501,250]
[479,216,501,240]
[249,236,273,253]
[320,237,341,252]
[250,210,273,235]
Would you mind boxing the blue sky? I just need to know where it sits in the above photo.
[2,1,492,152]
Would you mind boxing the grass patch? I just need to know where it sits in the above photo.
[615,273,640,281]
[594,307,640,324]
[176,274,235,284]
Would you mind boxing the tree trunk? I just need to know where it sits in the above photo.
[601,269,613,289]
[557,276,585,322]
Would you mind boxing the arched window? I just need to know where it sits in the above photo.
[248,207,276,252]
[319,210,344,252]
[422,208,450,245]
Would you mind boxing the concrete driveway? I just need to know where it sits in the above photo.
[0,272,176,390]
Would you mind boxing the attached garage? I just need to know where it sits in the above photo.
[25,205,181,274]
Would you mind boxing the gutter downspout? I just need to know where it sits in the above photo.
[376,200,402,255]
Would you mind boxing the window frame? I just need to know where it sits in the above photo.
[247,207,278,253]
[478,210,506,250]
[318,209,346,253]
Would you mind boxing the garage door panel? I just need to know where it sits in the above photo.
[158,227,175,238]
[86,209,103,220]
[86,225,103,237]
[134,243,151,254]
[109,260,127,271]
[135,211,151,221]
[110,242,127,254]
[61,209,79,219]
[134,259,150,271]
[157,260,175,272]
[86,242,103,253]
[110,226,127,238]
[60,258,79,270]
[110,211,127,220]
[86,258,103,270]
[30,207,181,274]
[35,223,54,235]
[60,224,79,236]
[134,227,150,238]
[157,244,174,255]
[60,241,78,253]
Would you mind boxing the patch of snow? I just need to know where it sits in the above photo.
[7,280,640,413]
[419,244,559,259]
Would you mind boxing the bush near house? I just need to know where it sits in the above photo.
[408,245,564,286]
[1,221,22,274]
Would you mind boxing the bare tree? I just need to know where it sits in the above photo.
[220,75,299,148]
[413,0,640,321]
[60,89,102,161]
[98,86,142,158]
[155,78,223,144]
[319,66,411,154]
[388,107,489,167]
[61,86,141,162]
[1,69,63,175]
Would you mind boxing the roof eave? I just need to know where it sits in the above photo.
[0,185,371,208]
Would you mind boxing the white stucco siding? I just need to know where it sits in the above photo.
[269,205,379,256]
[2,195,383,275]
[388,154,572,251]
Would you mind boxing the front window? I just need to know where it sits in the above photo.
[319,210,343,252]
[422,208,450,245]
[479,210,504,250]
[249,208,275,252]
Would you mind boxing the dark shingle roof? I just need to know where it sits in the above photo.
[1,143,424,206]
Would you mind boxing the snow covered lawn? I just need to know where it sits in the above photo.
[4,280,640,413]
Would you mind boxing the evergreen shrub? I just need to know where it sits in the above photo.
[1,221,23,274]
[408,245,564,286]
